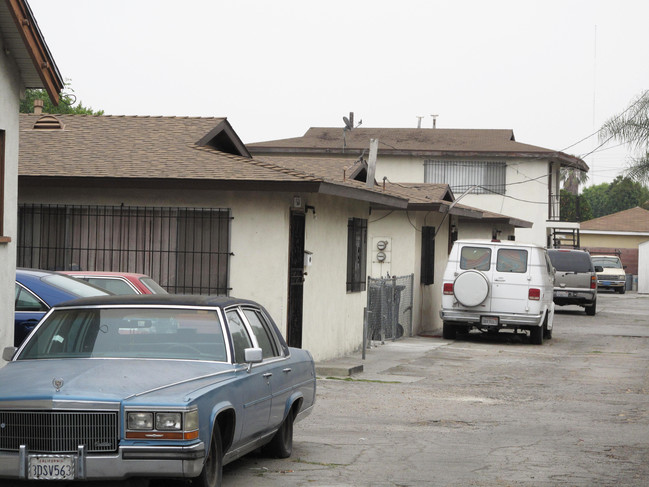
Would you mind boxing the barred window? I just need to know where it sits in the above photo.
[17,204,232,295]
[424,160,506,195]
[346,218,367,292]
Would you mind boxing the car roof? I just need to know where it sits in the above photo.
[56,294,261,309]
[60,271,149,278]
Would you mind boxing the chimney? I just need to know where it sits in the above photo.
[34,99,44,115]
[431,114,438,129]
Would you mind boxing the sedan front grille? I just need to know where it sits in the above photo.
[0,411,119,453]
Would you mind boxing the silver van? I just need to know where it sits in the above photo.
[547,249,599,315]
[440,239,555,344]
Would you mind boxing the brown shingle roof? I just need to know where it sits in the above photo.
[248,127,588,171]
[580,207,649,233]
[19,114,312,182]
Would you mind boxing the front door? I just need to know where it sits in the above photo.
[287,211,305,348]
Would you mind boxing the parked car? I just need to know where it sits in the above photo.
[590,255,627,294]
[0,294,316,484]
[547,249,600,316]
[440,239,555,344]
[60,271,167,295]
[14,268,110,347]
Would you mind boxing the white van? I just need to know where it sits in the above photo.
[440,239,555,344]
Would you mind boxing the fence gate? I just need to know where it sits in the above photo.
[366,274,413,344]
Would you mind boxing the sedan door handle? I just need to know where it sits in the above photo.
[282,368,292,374]
[263,373,273,378]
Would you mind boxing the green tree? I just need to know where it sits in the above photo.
[599,90,649,182]
[560,189,592,222]
[20,83,103,115]
[580,176,649,218]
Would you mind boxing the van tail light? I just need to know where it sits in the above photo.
[528,288,541,300]
[443,283,454,295]
[590,275,597,289]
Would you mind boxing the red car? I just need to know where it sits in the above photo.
[60,271,167,295]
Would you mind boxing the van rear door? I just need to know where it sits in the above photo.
[490,246,531,315]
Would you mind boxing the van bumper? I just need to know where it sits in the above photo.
[440,309,543,327]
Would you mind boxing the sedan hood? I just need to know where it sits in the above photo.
[0,359,235,404]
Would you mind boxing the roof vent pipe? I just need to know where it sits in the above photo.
[431,114,438,129]
[34,99,43,115]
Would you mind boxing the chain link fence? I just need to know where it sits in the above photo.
[365,274,414,346]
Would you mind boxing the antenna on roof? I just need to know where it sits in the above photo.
[342,112,357,153]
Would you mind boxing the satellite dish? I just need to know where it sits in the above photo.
[343,116,353,130]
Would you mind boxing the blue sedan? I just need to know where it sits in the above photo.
[14,268,109,346]
[0,295,316,485]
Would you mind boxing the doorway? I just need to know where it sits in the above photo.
[287,211,305,347]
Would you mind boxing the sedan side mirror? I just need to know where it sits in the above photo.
[3,347,17,362]
[244,347,263,373]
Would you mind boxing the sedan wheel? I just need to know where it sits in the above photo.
[196,428,223,487]
[264,410,294,458]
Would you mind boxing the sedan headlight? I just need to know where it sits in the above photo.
[126,409,199,440]
[156,412,182,431]
[127,412,153,430]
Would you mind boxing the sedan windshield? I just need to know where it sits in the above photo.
[18,307,228,362]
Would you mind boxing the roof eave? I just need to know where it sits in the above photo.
[6,0,64,104]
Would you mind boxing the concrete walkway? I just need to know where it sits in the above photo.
[314,335,449,382]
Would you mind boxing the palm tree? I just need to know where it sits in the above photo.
[599,90,649,183]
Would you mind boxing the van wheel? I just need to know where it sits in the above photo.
[543,319,552,339]
[585,300,597,316]
[530,325,543,345]
[442,322,457,340]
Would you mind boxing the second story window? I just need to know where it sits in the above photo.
[424,160,506,195]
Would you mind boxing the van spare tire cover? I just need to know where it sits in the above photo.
[454,270,489,307]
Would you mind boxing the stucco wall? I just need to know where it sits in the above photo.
[639,241,649,294]
[580,233,649,249]
[367,209,446,335]
[0,40,22,358]
[18,186,370,361]
[374,155,552,247]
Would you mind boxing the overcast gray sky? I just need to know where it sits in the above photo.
[29,0,649,186]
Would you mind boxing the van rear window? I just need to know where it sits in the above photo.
[548,251,594,272]
[460,247,491,271]
[497,249,528,273]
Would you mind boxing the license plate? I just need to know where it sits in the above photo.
[28,455,75,480]
[601,281,612,286]
[555,291,570,297]
[481,316,498,326]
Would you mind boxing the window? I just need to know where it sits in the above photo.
[424,160,506,195]
[460,247,491,271]
[226,309,252,363]
[15,284,48,312]
[346,218,367,292]
[17,204,231,295]
[243,308,279,359]
[497,249,528,273]
[421,226,435,285]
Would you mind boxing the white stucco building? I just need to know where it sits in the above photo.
[0,0,62,358]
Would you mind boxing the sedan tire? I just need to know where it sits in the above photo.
[196,428,223,487]
[264,410,294,458]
